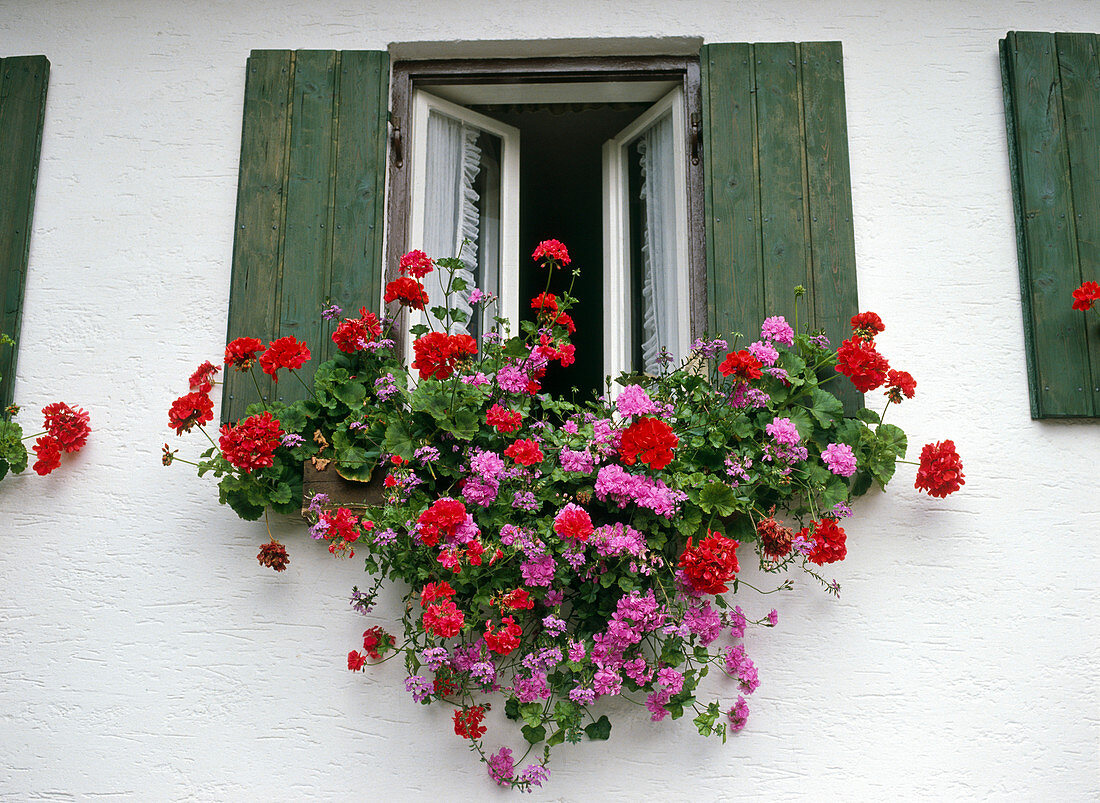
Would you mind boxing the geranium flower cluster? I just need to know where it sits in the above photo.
[173,242,962,791]
[0,337,92,482]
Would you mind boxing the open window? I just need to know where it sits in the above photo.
[407,90,520,350]
[388,58,704,397]
[602,86,690,379]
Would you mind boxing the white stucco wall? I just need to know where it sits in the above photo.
[1,0,1098,799]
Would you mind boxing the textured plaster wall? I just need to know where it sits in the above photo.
[0,1,1098,799]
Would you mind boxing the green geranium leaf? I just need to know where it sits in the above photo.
[808,387,844,428]
[332,379,367,410]
[449,276,468,292]
[0,421,28,474]
[521,724,546,744]
[439,407,479,441]
[504,698,520,720]
[502,336,528,358]
[269,482,294,505]
[785,407,814,442]
[382,420,415,460]
[584,716,611,741]
[697,482,739,517]
[519,702,544,728]
[547,729,566,748]
[876,423,908,459]
[337,449,379,482]
[851,469,874,497]
[856,407,881,424]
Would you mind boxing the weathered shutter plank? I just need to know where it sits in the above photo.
[1055,32,1100,412]
[224,50,293,423]
[800,41,861,414]
[702,43,763,341]
[0,55,49,410]
[755,42,813,327]
[324,50,390,366]
[277,50,337,401]
[1004,31,1093,417]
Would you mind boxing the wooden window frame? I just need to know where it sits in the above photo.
[384,55,707,355]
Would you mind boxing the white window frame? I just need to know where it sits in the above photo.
[407,89,521,352]
[601,85,690,380]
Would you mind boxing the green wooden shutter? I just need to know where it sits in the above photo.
[0,55,49,411]
[701,42,860,413]
[223,49,389,423]
[1001,31,1100,419]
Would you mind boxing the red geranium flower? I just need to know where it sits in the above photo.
[885,369,917,403]
[530,292,558,315]
[224,336,263,370]
[504,438,544,466]
[319,507,363,544]
[420,580,457,606]
[423,599,464,638]
[411,332,478,380]
[347,650,367,671]
[554,312,576,334]
[417,499,469,546]
[32,436,62,476]
[718,350,763,381]
[1072,280,1100,311]
[168,391,214,435]
[218,411,282,473]
[361,626,392,659]
[553,503,593,541]
[678,530,740,594]
[850,311,885,341]
[498,588,534,611]
[258,336,310,381]
[557,342,576,367]
[188,361,221,394]
[453,705,488,739]
[484,617,522,656]
[384,276,429,310]
[531,238,571,266]
[799,518,847,565]
[914,439,965,498]
[41,402,90,453]
[486,404,522,434]
[756,516,794,560]
[619,416,678,470]
[332,307,382,353]
[399,249,435,279]
[257,539,290,571]
[835,336,890,393]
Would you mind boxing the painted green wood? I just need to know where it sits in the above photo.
[0,56,49,411]
[224,50,390,421]
[277,50,337,403]
[223,50,293,423]
[1000,38,1042,417]
[801,41,861,415]
[701,43,763,342]
[755,42,813,329]
[704,41,860,411]
[1004,31,1093,417]
[1055,32,1100,412]
[324,50,390,366]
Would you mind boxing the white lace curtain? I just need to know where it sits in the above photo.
[637,111,681,373]
[422,111,482,335]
